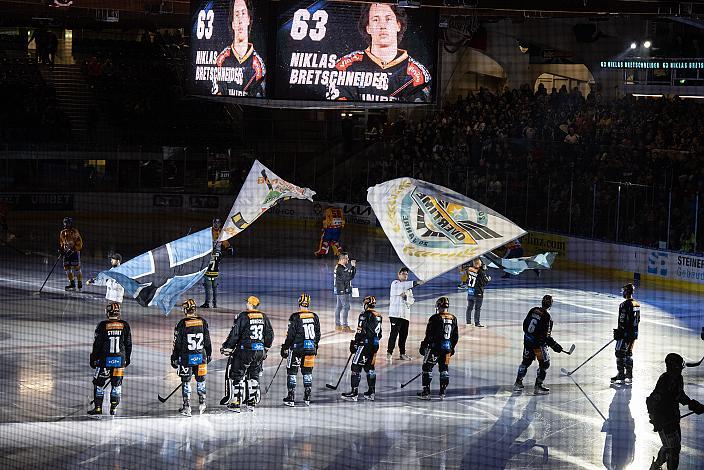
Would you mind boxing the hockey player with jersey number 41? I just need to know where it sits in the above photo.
[418,296,459,400]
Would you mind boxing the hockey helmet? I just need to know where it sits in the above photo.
[542,295,553,310]
[622,283,635,298]
[665,353,685,371]
[298,293,311,308]
[436,296,450,311]
[247,295,260,308]
[182,298,197,316]
[106,302,121,318]
[212,218,222,229]
[363,295,376,310]
[62,216,73,228]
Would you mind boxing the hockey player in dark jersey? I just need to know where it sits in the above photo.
[513,295,564,395]
[418,297,459,400]
[647,353,704,469]
[332,3,431,103]
[221,295,274,412]
[171,299,212,416]
[201,218,231,308]
[341,296,382,402]
[612,283,640,384]
[213,0,266,97]
[281,293,321,407]
[88,302,132,417]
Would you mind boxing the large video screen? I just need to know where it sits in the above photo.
[189,0,270,98]
[276,1,436,103]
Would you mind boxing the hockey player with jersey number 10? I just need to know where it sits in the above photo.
[281,293,321,407]
[514,295,565,395]
[341,296,382,402]
[417,297,459,400]
[171,299,212,417]
[221,296,274,412]
[88,302,132,417]
[612,283,640,384]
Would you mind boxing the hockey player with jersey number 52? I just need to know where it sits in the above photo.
[171,299,212,417]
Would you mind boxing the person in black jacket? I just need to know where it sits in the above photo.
[513,295,564,395]
[612,283,640,384]
[221,295,274,412]
[341,296,382,402]
[171,299,212,416]
[88,302,132,417]
[334,252,357,332]
[281,293,321,407]
[465,258,491,327]
[418,297,459,400]
[647,353,704,470]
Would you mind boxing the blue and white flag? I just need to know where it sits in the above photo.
[96,228,212,315]
[481,251,557,276]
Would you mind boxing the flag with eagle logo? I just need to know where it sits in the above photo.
[367,178,527,280]
[218,160,316,242]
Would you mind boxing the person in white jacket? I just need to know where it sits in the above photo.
[386,267,424,363]
[88,253,125,305]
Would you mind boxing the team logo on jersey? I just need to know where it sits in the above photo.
[399,189,502,249]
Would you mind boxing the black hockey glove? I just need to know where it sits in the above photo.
[450,347,455,356]
[689,400,704,415]
[419,341,427,356]
[552,342,563,353]
[206,355,211,364]
[124,357,130,367]
[349,340,357,354]
[649,413,661,432]
[280,345,289,358]
[220,347,232,356]
[90,356,99,368]
[171,358,178,369]
[613,329,624,340]
[58,248,65,256]
[701,326,704,341]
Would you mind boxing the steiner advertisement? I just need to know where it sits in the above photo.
[276,1,436,103]
[189,0,269,98]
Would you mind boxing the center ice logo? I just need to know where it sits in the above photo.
[399,189,502,249]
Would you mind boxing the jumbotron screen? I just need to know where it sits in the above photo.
[276,1,436,103]
[189,0,270,98]
[187,0,438,105]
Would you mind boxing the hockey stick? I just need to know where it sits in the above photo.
[400,372,422,389]
[265,356,285,395]
[325,352,353,390]
[686,355,704,367]
[568,374,606,421]
[560,339,615,377]
[560,344,576,355]
[158,383,182,403]
[681,411,695,419]
[36,254,62,294]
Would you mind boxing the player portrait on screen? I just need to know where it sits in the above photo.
[332,2,431,102]
[213,0,266,97]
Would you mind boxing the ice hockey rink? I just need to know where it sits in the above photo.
[1,251,704,469]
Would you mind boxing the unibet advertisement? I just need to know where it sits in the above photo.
[276,1,436,103]
[189,0,269,98]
